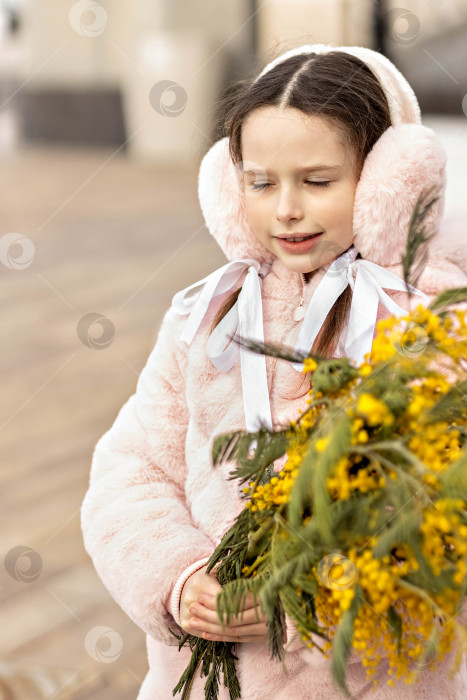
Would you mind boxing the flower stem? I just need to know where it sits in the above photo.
[247,515,276,557]
[242,552,269,576]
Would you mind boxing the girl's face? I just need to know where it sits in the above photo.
[240,107,360,279]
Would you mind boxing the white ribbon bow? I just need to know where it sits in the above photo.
[290,247,429,371]
[172,248,429,434]
[172,259,273,432]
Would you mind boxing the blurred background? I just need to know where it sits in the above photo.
[1,1,466,698]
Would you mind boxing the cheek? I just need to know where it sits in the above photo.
[321,192,355,243]
[334,190,356,226]
[244,197,266,230]
[340,197,356,240]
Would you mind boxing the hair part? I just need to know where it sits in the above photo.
[210,50,391,358]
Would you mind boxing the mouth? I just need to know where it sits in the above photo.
[275,232,324,254]
[275,233,323,242]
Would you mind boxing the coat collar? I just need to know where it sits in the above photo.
[171,246,429,435]
[266,250,342,312]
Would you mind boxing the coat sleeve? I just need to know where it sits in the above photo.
[80,304,217,645]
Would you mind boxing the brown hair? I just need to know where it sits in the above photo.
[210,49,392,357]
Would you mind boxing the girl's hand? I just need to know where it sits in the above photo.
[180,565,274,643]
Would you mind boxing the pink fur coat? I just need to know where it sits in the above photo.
[81,104,467,700]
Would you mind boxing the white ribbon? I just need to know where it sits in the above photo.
[172,259,273,432]
[290,247,429,371]
[172,248,429,435]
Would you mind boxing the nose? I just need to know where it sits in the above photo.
[275,185,304,223]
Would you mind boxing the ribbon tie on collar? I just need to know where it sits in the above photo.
[172,248,429,434]
[290,247,429,371]
[171,259,272,432]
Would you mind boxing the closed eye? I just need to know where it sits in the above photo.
[249,180,331,191]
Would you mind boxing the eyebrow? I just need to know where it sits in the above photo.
[243,164,341,175]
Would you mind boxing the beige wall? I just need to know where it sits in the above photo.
[257,0,375,60]
[12,1,252,162]
[13,0,467,89]
[15,0,249,88]
[257,0,467,61]
[17,1,126,87]
[385,0,467,42]
[11,0,466,162]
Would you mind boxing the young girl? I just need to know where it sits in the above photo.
[81,43,467,698]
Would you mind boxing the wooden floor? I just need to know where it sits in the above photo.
[1,116,466,699]
[0,143,226,699]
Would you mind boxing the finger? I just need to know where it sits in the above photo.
[195,593,218,610]
[192,601,267,627]
[244,602,268,623]
[207,632,286,644]
[188,604,223,625]
[185,587,221,611]
[182,578,221,609]
[191,618,268,637]
[221,606,268,626]
[224,596,268,624]
[193,622,287,645]
[202,631,269,643]
[198,592,266,618]
[189,603,267,626]
[239,592,266,613]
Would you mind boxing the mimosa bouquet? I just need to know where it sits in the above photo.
[170,193,467,700]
